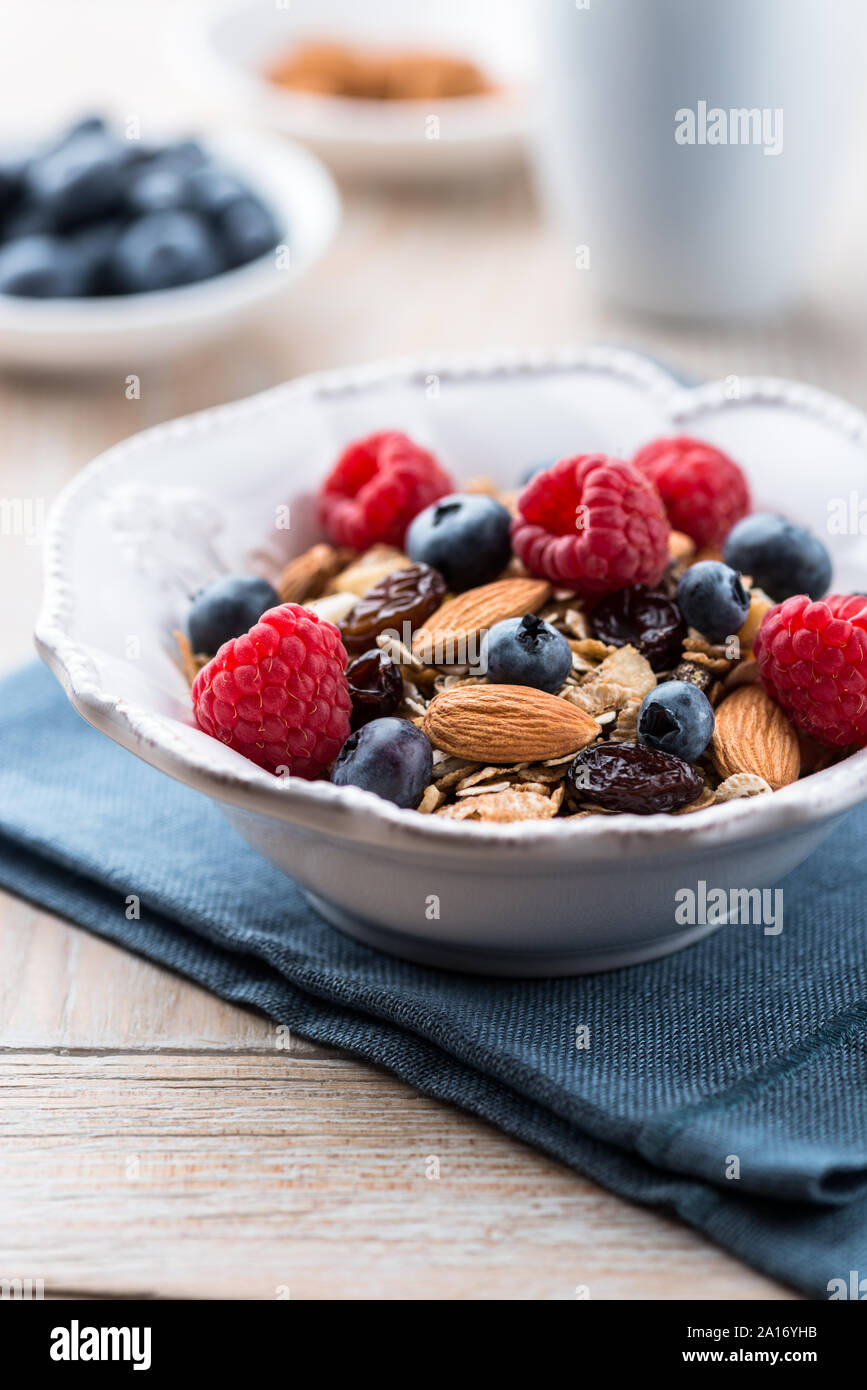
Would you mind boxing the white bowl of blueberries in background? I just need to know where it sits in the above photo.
[0,114,341,372]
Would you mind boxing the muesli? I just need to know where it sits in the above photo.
[180,431,864,822]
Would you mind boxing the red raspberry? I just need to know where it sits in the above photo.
[510,454,670,596]
[317,430,455,550]
[754,594,867,747]
[632,435,750,549]
[192,603,351,777]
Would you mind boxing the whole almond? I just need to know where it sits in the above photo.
[277,543,344,604]
[711,684,800,790]
[412,576,551,665]
[424,684,599,764]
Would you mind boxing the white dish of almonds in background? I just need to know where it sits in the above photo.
[36,348,867,974]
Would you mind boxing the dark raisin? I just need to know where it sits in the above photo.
[589,586,687,671]
[347,649,403,729]
[567,742,703,814]
[340,562,446,656]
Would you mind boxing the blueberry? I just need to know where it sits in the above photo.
[123,141,162,169]
[218,196,280,267]
[1,201,56,240]
[676,561,750,644]
[638,680,715,763]
[0,234,84,297]
[59,115,108,143]
[124,166,190,216]
[68,221,122,294]
[483,614,573,693]
[0,142,34,217]
[187,574,279,654]
[331,718,433,809]
[25,132,132,228]
[406,493,512,592]
[723,513,832,602]
[185,166,249,217]
[112,210,221,292]
[156,139,209,174]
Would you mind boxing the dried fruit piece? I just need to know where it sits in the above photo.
[346,648,403,729]
[589,586,687,671]
[341,562,446,656]
[567,742,704,814]
[710,684,801,789]
[424,683,599,763]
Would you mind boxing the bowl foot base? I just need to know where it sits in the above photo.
[303,892,722,977]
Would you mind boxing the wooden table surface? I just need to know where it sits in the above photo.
[3,0,867,1302]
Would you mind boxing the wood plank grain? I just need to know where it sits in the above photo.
[0,892,327,1055]
[0,1052,795,1301]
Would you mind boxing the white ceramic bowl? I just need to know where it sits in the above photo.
[35,348,867,974]
[188,0,532,181]
[0,129,340,372]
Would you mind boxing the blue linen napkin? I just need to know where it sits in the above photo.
[2,661,866,1298]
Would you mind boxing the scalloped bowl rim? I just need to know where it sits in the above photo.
[34,346,867,861]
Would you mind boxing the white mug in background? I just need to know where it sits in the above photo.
[533,0,866,319]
